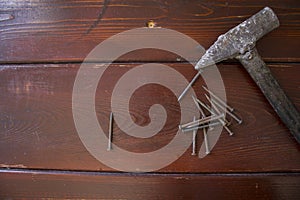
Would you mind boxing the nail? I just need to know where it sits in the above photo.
[223,125,234,136]
[203,128,210,154]
[107,112,113,151]
[178,70,202,101]
[202,86,234,112]
[205,94,234,136]
[180,114,224,129]
[194,98,220,131]
[178,125,183,130]
[195,98,225,124]
[210,98,242,124]
[194,98,215,115]
[180,115,215,129]
[181,121,221,132]
[192,116,197,156]
[192,95,205,117]
[0,14,14,22]
[204,94,230,125]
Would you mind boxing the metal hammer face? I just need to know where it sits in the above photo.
[195,7,279,70]
[195,7,300,144]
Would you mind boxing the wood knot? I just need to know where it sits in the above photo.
[146,20,157,28]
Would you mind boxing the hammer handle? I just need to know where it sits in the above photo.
[238,48,300,143]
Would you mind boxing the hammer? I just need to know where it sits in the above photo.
[179,7,300,143]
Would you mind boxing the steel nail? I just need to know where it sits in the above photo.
[195,98,215,115]
[195,97,226,125]
[107,112,113,151]
[180,115,214,129]
[204,94,230,125]
[192,95,205,117]
[224,125,234,136]
[203,128,210,154]
[205,94,234,135]
[210,97,242,124]
[192,116,197,156]
[202,86,234,112]
[178,70,202,101]
[0,14,14,22]
[181,121,222,132]
[195,98,219,131]
[180,114,224,129]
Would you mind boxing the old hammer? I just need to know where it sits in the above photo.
[180,7,300,143]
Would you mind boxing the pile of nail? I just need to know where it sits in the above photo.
[179,86,242,155]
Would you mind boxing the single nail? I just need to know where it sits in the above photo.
[223,125,234,136]
[178,70,202,101]
[0,14,14,22]
[192,95,205,117]
[202,86,234,112]
[107,112,113,151]
[192,116,197,156]
[210,98,242,124]
[203,128,210,154]
[181,121,221,132]
[180,114,224,129]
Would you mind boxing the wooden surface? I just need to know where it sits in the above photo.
[1,169,300,199]
[0,63,300,173]
[0,0,300,199]
[0,0,300,63]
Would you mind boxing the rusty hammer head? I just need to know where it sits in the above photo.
[195,7,279,70]
[191,7,300,143]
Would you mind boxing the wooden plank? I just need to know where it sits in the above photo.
[0,63,300,172]
[0,169,299,199]
[0,0,299,63]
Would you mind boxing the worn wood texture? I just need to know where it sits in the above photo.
[1,0,300,198]
[0,169,299,199]
[0,63,299,172]
[0,0,300,63]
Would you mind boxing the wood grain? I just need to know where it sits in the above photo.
[0,63,299,172]
[0,169,299,199]
[1,1,299,198]
[0,0,299,63]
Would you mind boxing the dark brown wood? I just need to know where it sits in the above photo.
[0,63,299,172]
[0,169,299,199]
[0,0,299,63]
[1,1,299,198]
